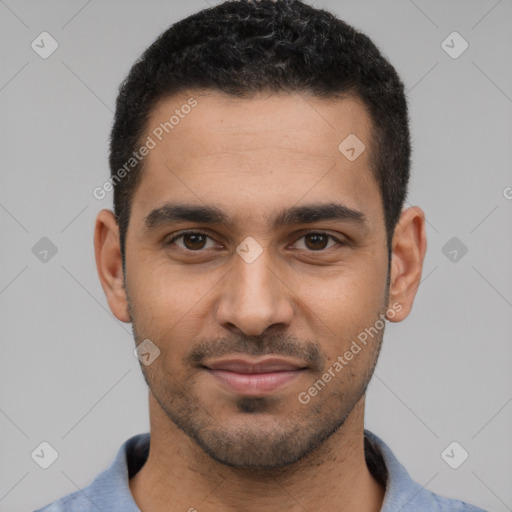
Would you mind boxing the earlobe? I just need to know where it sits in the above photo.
[93,209,131,323]
[386,206,427,323]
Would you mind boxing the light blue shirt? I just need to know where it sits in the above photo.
[33,430,487,511]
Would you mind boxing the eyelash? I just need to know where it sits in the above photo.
[165,230,347,253]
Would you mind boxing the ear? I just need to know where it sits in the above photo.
[94,209,131,323]
[386,206,427,322]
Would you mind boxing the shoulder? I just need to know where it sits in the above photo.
[364,430,489,512]
[33,491,90,512]
[404,487,488,511]
[32,433,150,512]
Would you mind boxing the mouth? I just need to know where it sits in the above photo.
[202,356,308,396]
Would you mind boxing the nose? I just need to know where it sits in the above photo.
[215,246,294,337]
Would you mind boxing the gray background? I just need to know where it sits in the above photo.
[1,0,511,511]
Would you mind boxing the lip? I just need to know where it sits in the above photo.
[203,356,307,396]
[205,356,306,373]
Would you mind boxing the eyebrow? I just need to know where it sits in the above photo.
[144,201,367,232]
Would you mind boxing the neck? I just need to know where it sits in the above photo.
[130,393,384,512]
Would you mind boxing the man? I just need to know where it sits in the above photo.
[34,0,487,510]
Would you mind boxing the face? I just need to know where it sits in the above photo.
[121,91,392,468]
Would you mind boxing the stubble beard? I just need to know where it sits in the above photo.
[126,282,387,470]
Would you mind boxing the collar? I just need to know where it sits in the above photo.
[51,430,483,511]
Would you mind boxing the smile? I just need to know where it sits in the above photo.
[203,356,308,396]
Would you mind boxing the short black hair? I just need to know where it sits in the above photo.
[109,0,410,267]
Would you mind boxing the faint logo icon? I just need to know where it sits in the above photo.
[442,237,468,263]
[441,441,469,469]
[338,134,366,162]
[133,339,161,366]
[236,237,263,264]
[31,441,59,469]
[32,237,58,263]
[441,32,468,59]
[31,32,59,59]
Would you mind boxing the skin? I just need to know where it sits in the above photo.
[94,91,426,512]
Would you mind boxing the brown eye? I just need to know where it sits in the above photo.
[293,231,342,252]
[304,233,329,250]
[166,231,216,251]
[181,233,208,250]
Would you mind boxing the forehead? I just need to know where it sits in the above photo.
[130,91,382,230]
[149,90,372,160]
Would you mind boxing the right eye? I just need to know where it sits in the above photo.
[165,230,220,252]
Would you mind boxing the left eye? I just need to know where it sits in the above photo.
[293,232,342,251]
[166,231,343,252]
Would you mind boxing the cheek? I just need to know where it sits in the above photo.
[301,264,386,319]
[128,263,219,365]
[131,256,211,316]
[295,262,387,352]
